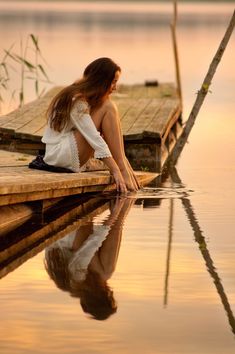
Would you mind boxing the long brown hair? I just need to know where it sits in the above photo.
[47,57,121,132]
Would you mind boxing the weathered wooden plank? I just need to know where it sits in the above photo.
[115,97,135,120]
[33,124,47,137]
[15,114,47,136]
[0,186,81,206]
[0,86,61,129]
[2,110,44,130]
[0,204,33,236]
[0,167,112,195]
[0,150,33,167]
[0,103,38,127]
[146,99,180,137]
[121,98,151,134]
[126,98,165,136]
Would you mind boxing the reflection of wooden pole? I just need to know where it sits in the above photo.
[170,167,235,335]
[164,198,174,307]
[171,0,182,104]
[170,10,235,166]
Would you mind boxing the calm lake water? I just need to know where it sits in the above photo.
[0,1,235,353]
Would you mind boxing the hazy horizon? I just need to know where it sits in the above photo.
[1,0,235,3]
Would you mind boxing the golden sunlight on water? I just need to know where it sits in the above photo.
[1,191,235,353]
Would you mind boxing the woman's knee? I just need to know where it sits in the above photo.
[91,99,118,129]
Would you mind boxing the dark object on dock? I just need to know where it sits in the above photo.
[29,155,74,173]
[145,80,159,87]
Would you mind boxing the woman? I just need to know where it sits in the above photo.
[42,57,139,193]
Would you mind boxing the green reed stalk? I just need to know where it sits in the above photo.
[0,33,51,110]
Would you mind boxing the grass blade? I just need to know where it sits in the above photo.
[38,64,49,80]
[30,34,40,52]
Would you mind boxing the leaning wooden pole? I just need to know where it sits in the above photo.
[171,0,182,105]
[170,10,235,166]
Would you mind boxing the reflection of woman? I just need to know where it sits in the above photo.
[44,197,134,320]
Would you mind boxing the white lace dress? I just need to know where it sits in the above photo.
[41,100,112,172]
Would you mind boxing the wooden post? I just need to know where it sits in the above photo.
[171,0,182,105]
[170,10,235,166]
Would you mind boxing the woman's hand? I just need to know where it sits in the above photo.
[120,160,140,192]
[112,170,128,194]
[127,162,140,190]
[101,156,139,194]
[102,156,128,194]
[120,170,138,192]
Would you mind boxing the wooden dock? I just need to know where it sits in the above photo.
[0,83,182,172]
[0,82,181,227]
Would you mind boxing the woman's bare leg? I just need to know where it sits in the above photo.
[72,100,124,167]
[72,99,138,190]
[99,100,139,190]
[98,100,126,169]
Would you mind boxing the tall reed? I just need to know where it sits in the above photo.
[0,34,51,112]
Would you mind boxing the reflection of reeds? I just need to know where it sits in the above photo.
[170,166,235,336]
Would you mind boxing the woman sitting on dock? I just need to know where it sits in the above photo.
[42,57,139,193]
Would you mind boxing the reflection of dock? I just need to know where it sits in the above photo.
[0,194,109,280]
[0,83,182,172]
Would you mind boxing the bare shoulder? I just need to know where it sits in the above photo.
[102,99,118,112]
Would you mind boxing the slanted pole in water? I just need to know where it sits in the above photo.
[170,10,235,166]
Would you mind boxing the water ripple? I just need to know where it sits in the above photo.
[138,186,194,199]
